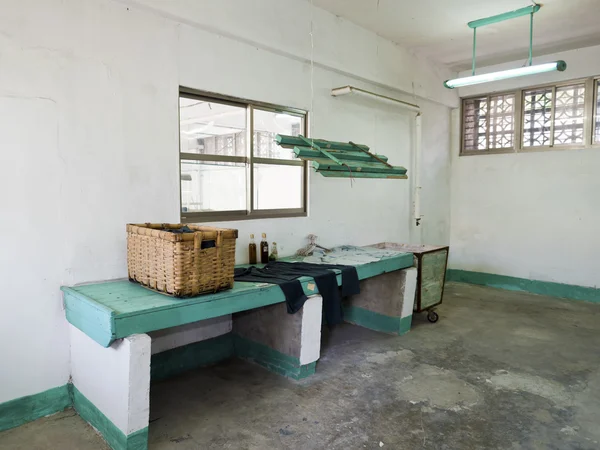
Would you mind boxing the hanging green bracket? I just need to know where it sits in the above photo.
[468,4,541,75]
[444,3,567,88]
[467,4,540,29]
[296,135,343,166]
[275,134,408,180]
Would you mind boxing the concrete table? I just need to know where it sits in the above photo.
[61,252,415,450]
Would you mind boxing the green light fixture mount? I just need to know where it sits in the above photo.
[444,4,567,89]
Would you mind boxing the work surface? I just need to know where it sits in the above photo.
[61,252,414,347]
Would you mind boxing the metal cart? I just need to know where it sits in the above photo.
[369,243,450,323]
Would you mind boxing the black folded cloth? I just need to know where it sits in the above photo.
[234,261,360,325]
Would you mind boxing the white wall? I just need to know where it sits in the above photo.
[0,0,453,404]
[450,45,600,288]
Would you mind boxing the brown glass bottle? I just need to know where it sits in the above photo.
[248,234,257,264]
[260,233,269,264]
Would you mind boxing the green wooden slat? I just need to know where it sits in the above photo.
[276,134,370,152]
[311,158,407,174]
[294,147,388,162]
[318,170,408,179]
[295,134,344,166]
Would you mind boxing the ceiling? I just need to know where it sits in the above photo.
[311,0,600,70]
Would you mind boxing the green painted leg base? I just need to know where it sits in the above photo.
[0,385,71,433]
[71,385,148,450]
[151,334,234,382]
[344,305,412,335]
[233,335,316,380]
[399,315,412,335]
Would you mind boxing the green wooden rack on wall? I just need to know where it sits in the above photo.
[275,134,407,179]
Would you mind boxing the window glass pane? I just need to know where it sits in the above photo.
[463,97,488,151]
[523,88,552,147]
[596,80,600,143]
[253,109,303,160]
[489,94,515,149]
[253,164,303,210]
[554,83,585,145]
[180,97,247,157]
[181,160,246,213]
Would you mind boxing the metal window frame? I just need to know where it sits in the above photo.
[460,90,517,156]
[592,77,600,145]
[520,84,555,151]
[460,76,600,156]
[520,78,589,152]
[179,87,308,223]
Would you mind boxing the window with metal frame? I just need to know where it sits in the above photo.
[462,93,515,153]
[461,76,600,155]
[179,90,307,222]
[523,83,586,148]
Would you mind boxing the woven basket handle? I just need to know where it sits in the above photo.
[214,230,223,292]
[194,231,204,250]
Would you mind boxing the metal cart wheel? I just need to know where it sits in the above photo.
[427,310,439,323]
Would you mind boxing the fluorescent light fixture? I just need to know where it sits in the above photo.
[331,85,420,113]
[444,60,567,89]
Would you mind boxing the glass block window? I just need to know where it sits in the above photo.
[461,77,600,155]
[462,97,487,151]
[523,88,553,147]
[489,95,515,149]
[554,84,585,145]
[523,83,586,148]
[462,94,514,152]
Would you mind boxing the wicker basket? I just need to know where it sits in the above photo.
[127,223,238,297]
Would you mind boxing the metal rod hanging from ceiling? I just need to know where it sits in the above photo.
[529,11,534,66]
[472,27,477,75]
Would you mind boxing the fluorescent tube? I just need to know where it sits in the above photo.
[444,61,567,89]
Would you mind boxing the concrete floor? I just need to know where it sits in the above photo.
[2,282,599,450]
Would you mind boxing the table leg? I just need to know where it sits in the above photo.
[344,267,417,335]
[233,294,323,380]
[69,325,151,450]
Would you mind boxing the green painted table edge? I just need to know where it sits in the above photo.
[62,253,414,347]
